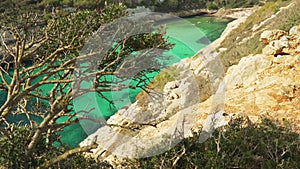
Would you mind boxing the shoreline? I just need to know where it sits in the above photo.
[168,6,258,19]
[79,5,260,163]
[169,9,217,18]
[127,6,258,20]
[181,6,259,59]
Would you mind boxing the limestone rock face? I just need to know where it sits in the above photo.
[225,54,272,90]
[224,53,300,127]
[224,26,300,127]
[261,28,300,56]
[80,25,300,168]
[80,51,226,163]
[80,41,227,166]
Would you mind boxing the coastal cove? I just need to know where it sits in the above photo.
[0,15,232,147]
[62,15,232,147]
[2,0,300,167]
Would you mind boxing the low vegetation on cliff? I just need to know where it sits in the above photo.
[122,117,300,168]
[126,1,300,167]
[0,2,170,168]
[219,0,300,68]
[1,0,300,168]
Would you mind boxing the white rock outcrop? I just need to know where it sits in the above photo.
[80,17,300,168]
[225,54,272,90]
[260,29,286,44]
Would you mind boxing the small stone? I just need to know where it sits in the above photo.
[262,45,277,55]
[167,88,181,100]
[218,48,227,52]
[280,35,289,41]
[164,81,179,93]
[289,25,300,36]
[271,40,289,49]
[262,39,289,55]
[273,55,286,63]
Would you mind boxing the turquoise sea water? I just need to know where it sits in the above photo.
[0,16,232,147]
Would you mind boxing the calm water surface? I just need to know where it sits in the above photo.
[0,16,232,147]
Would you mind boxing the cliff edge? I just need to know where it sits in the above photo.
[80,2,300,167]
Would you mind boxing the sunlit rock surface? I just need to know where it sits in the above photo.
[80,21,300,168]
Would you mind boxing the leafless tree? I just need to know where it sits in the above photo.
[0,8,171,167]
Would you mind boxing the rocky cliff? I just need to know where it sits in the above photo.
[79,5,300,167]
[224,26,300,128]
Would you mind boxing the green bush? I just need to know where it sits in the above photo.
[122,117,300,168]
[0,126,111,168]
[207,2,219,10]
[218,0,294,68]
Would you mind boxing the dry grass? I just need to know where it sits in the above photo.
[135,67,180,110]
[218,0,296,69]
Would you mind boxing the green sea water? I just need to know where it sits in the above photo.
[0,16,232,147]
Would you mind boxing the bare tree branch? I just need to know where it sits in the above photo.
[0,7,171,165]
[38,144,98,169]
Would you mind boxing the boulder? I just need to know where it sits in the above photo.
[289,25,300,36]
[225,54,272,90]
[260,30,286,44]
[262,45,277,55]
[263,39,289,55]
